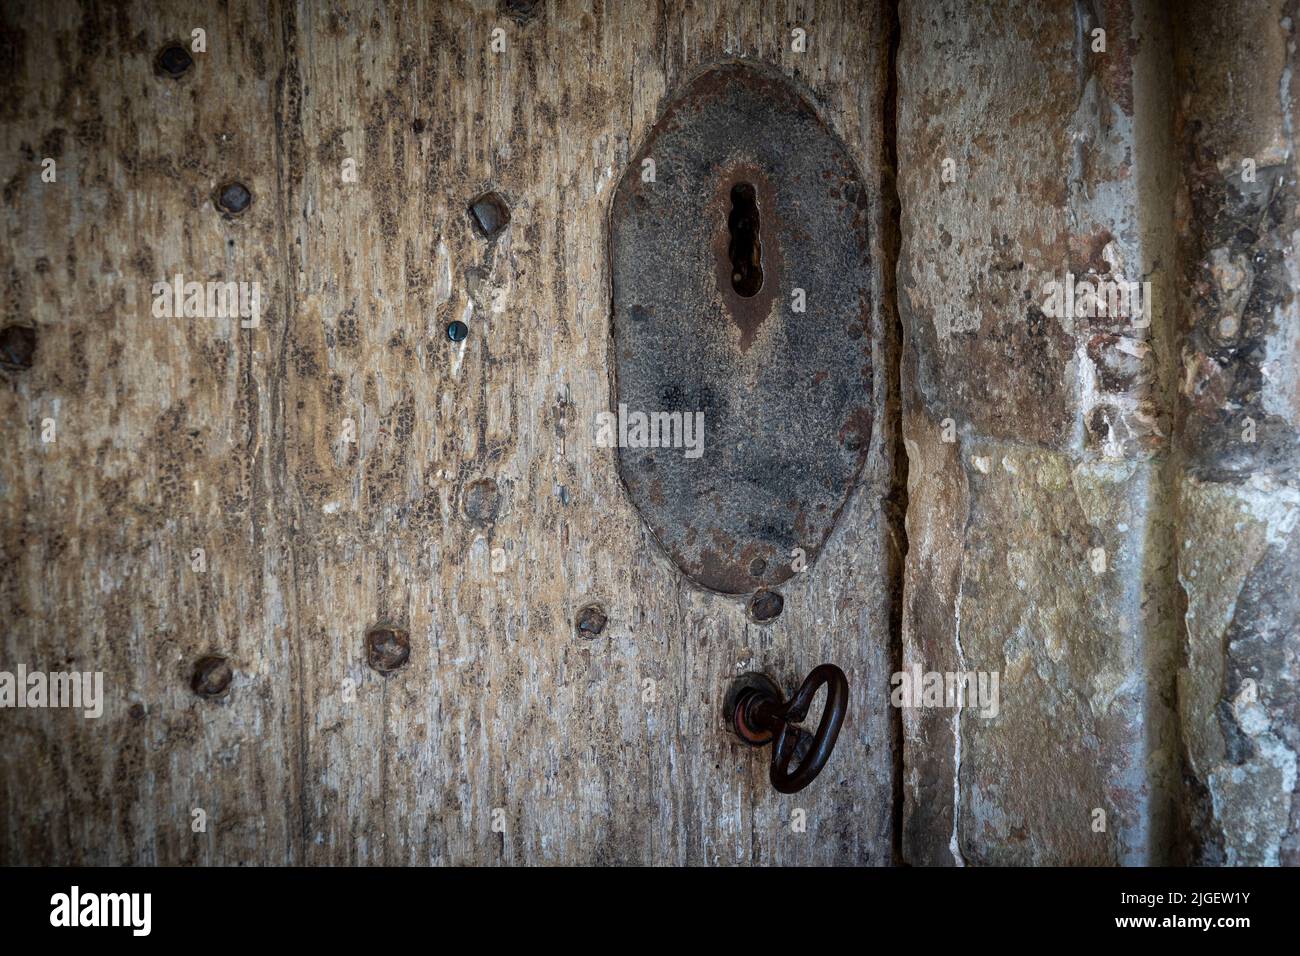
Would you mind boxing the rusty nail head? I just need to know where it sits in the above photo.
[576,605,608,638]
[748,589,784,623]
[214,181,252,216]
[0,325,37,370]
[462,478,501,526]
[469,191,511,239]
[191,656,233,698]
[499,0,541,23]
[366,624,411,673]
[155,43,193,78]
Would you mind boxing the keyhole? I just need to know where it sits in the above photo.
[728,183,763,297]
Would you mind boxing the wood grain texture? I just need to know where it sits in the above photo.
[1,0,898,865]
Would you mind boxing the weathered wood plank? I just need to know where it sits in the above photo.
[1,0,301,864]
[2,0,897,865]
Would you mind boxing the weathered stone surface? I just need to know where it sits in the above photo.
[957,448,1178,865]
[898,0,1163,456]
[898,415,966,865]
[898,0,1182,864]
[902,423,1179,864]
[1174,0,1300,865]
[1177,475,1300,865]
[1175,1,1300,479]
[901,0,1300,867]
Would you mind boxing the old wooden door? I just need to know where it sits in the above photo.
[1,0,898,865]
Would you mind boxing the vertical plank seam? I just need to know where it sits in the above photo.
[881,0,909,866]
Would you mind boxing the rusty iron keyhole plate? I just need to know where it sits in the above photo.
[609,61,874,594]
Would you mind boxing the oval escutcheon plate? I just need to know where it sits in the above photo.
[608,61,874,595]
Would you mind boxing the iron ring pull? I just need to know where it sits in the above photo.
[736,664,849,794]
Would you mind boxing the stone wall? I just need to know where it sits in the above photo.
[898,0,1299,865]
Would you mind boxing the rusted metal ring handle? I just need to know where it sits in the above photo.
[766,664,848,793]
[729,664,849,794]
